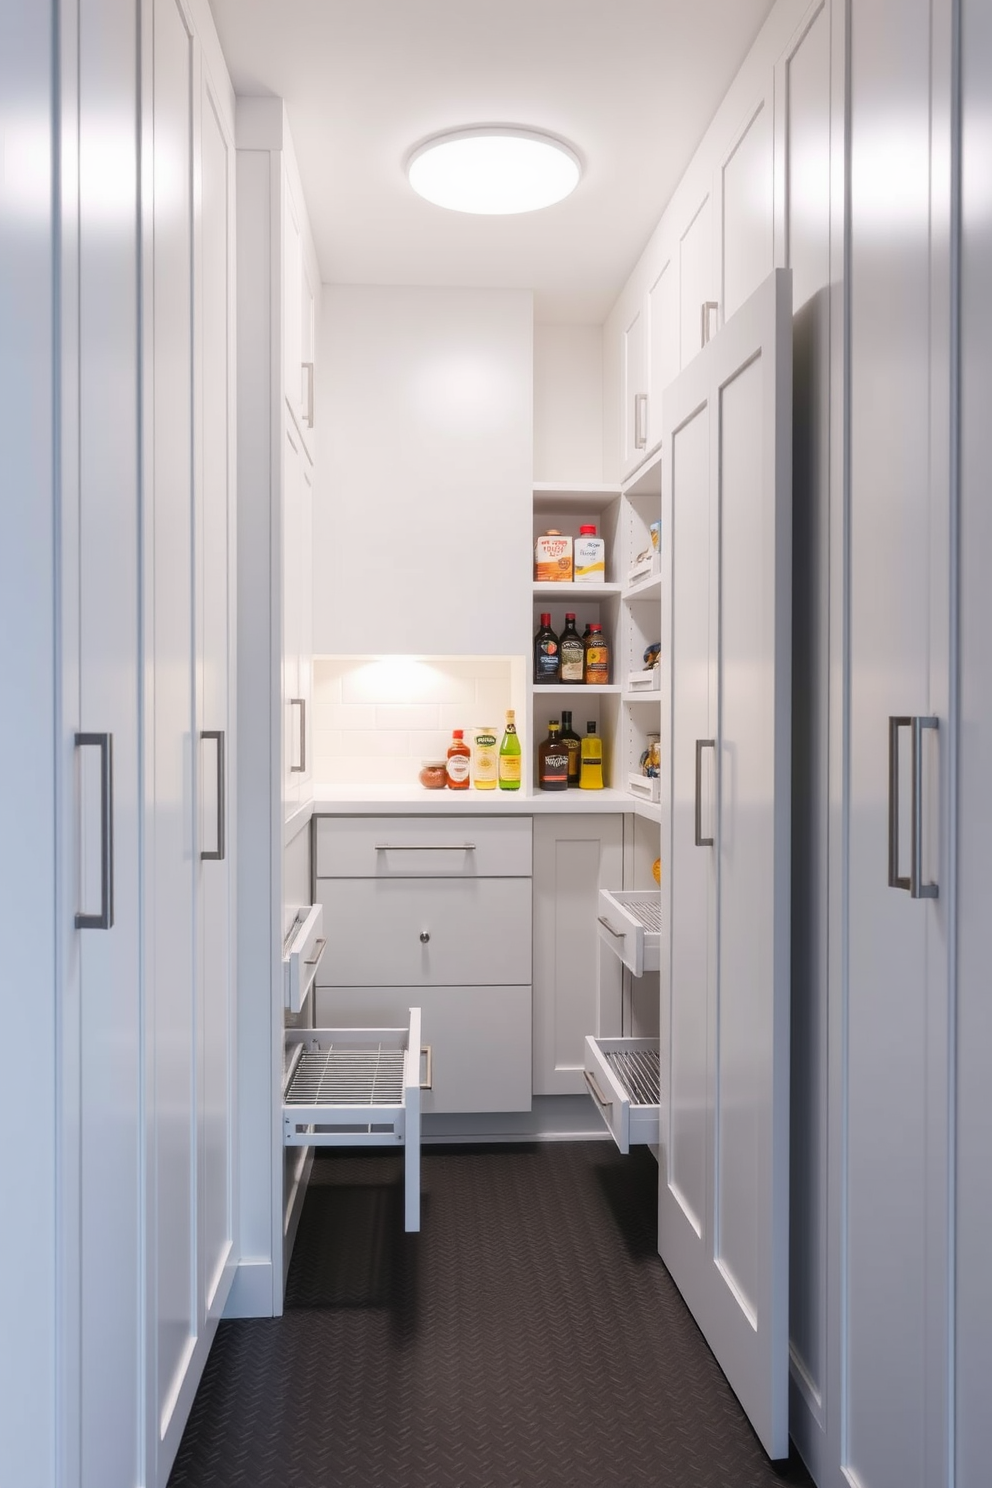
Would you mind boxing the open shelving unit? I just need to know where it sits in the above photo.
[530,455,662,819]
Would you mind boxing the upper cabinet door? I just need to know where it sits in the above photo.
[299,252,316,455]
[646,255,679,450]
[282,167,303,434]
[678,190,716,368]
[621,303,648,477]
[660,268,793,1463]
[717,93,775,325]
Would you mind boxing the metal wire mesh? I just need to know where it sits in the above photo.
[605,1047,660,1107]
[613,894,663,933]
[284,1043,405,1107]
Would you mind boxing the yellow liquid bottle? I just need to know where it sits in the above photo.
[579,722,604,790]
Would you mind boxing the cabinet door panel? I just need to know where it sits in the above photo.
[282,170,302,431]
[622,304,647,474]
[679,193,713,368]
[314,984,532,1113]
[661,269,792,1462]
[196,67,234,1322]
[532,815,624,1095]
[316,877,532,987]
[148,0,196,1450]
[647,257,679,451]
[719,98,774,322]
[282,422,302,816]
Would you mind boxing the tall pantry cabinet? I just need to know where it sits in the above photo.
[232,97,321,1318]
[0,0,239,1482]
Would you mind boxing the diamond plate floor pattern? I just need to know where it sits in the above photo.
[169,1143,814,1488]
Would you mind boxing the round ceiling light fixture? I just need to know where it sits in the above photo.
[406,127,582,215]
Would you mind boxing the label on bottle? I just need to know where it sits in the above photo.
[560,642,584,682]
[585,646,609,683]
[447,755,470,784]
[498,756,521,784]
[537,641,559,681]
[473,731,498,788]
[540,752,569,789]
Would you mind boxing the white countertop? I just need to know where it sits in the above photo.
[307,784,662,822]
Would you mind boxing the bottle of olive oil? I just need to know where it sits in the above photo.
[498,710,521,791]
[579,721,604,790]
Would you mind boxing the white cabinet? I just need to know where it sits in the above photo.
[715,88,775,324]
[677,188,717,367]
[532,814,624,1095]
[282,421,312,813]
[314,815,533,1113]
[646,256,679,451]
[660,269,793,1461]
[282,165,317,459]
[621,303,648,476]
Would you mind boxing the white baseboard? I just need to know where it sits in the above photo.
[223,1258,275,1319]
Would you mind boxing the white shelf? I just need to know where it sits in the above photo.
[533,684,621,695]
[623,691,663,705]
[532,582,622,600]
[623,574,662,602]
[621,446,663,498]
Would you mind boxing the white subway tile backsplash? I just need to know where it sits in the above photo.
[374,703,440,731]
[313,655,517,785]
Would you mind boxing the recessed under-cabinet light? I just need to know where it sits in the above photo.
[406,127,581,215]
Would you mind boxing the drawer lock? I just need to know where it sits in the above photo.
[419,930,430,944]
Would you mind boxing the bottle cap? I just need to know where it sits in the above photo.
[549,719,560,729]
[579,524,597,535]
[589,623,602,632]
[565,612,576,621]
[506,710,515,722]
[545,528,561,536]
[452,729,464,739]
[587,722,597,733]
[540,612,551,626]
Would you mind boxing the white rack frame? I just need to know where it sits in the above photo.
[283,1007,425,1231]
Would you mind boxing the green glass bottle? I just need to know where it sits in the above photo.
[498,709,522,790]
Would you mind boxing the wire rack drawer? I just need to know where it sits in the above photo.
[597,889,662,976]
[283,1009,426,1232]
[584,1035,661,1154]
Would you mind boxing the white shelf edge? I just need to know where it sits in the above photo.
[533,482,622,495]
[532,684,621,694]
[623,691,663,705]
[622,575,662,602]
[532,582,623,598]
[621,443,663,497]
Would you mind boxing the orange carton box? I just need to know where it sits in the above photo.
[534,531,573,582]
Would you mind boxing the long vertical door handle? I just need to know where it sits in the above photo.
[75,732,114,929]
[694,738,716,847]
[888,716,912,891]
[200,730,226,861]
[634,391,648,450]
[290,697,306,773]
[911,716,938,899]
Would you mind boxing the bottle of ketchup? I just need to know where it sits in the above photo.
[446,729,471,790]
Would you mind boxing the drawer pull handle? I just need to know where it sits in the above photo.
[584,1069,613,1108]
[375,843,477,852]
[421,1044,433,1090]
[597,915,625,940]
[304,937,327,968]
[419,930,430,944]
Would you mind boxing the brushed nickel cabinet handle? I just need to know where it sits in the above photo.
[420,1044,433,1090]
[584,1069,613,1108]
[888,716,912,890]
[911,716,939,900]
[290,697,306,773]
[695,738,715,847]
[634,391,648,449]
[597,915,625,940]
[375,843,477,852]
[75,732,114,930]
[701,300,719,346]
[304,936,327,967]
[200,729,226,861]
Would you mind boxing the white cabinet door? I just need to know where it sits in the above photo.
[621,303,648,476]
[717,92,774,324]
[298,450,313,794]
[660,268,792,1461]
[300,252,316,456]
[282,421,303,816]
[74,5,144,1484]
[194,51,236,1331]
[678,189,715,368]
[532,814,624,1095]
[845,6,952,1485]
[646,255,679,451]
[282,165,303,435]
[146,0,197,1467]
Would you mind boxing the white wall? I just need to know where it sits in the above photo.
[313,285,533,658]
[533,323,603,484]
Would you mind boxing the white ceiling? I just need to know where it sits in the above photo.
[208,0,776,323]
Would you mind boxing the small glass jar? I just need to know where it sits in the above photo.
[418,759,448,790]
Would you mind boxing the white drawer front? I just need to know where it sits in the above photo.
[314,984,532,1114]
[316,877,532,987]
[584,1035,660,1153]
[315,815,533,878]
